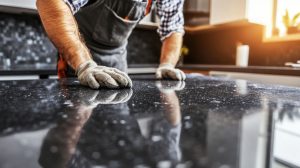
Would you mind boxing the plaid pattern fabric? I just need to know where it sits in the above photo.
[64,0,89,13]
[156,0,184,40]
[64,0,184,40]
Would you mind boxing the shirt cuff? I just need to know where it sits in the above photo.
[159,29,185,41]
[63,0,76,14]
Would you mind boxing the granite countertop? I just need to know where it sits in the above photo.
[0,64,158,76]
[0,75,300,168]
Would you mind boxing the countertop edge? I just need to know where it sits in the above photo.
[1,64,300,76]
[179,64,300,76]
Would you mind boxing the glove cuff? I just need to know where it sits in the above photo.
[159,63,175,69]
[75,60,97,76]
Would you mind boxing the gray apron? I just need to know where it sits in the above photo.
[61,0,149,77]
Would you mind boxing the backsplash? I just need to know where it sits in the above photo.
[127,28,161,65]
[0,12,161,67]
[0,12,56,66]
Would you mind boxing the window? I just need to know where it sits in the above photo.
[265,0,300,42]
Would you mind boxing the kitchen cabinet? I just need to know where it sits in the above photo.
[184,0,210,26]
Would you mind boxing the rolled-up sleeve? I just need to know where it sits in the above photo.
[156,0,185,41]
[63,0,89,14]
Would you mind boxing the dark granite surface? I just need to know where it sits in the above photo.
[0,75,300,168]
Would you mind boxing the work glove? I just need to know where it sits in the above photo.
[156,63,186,81]
[76,61,132,89]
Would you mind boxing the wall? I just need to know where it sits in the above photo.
[0,12,56,66]
[183,23,300,66]
[185,0,210,12]
[210,0,247,24]
[210,0,273,26]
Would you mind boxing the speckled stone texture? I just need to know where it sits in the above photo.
[0,12,56,66]
[0,12,161,68]
[0,75,299,168]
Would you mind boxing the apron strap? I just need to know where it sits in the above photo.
[57,54,67,78]
[145,0,153,15]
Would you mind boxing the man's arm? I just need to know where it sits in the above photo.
[155,0,186,80]
[36,0,132,89]
[36,0,91,70]
[156,32,186,81]
[160,32,183,66]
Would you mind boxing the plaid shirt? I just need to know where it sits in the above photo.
[64,0,184,40]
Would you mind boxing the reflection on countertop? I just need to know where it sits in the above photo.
[0,75,300,168]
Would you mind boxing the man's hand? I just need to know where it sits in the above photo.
[157,32,185,81]
[156,63,186,81]
[76,61,132,89]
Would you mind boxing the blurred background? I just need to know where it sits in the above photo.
[0,1,299,168]
[0,0,299,80]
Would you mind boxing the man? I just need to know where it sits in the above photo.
[37,0,186,89]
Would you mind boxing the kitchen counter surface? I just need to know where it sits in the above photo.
[0,65,157,77]
[0,75,300,168]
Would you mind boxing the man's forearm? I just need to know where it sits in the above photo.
[160,32,183,66]
[36,0,91,69]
